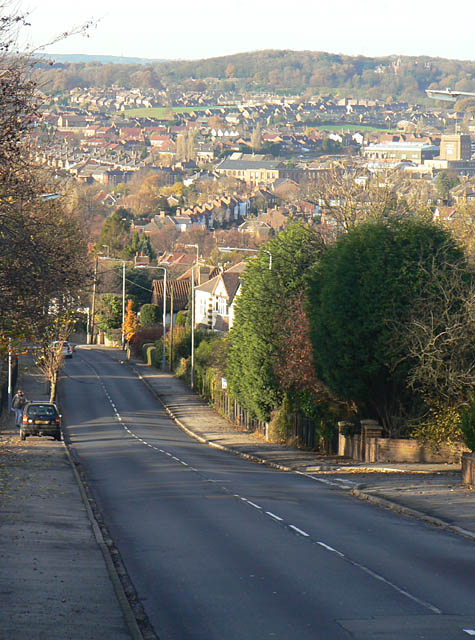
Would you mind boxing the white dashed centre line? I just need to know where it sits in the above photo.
[289,525,310,537]
[266,511,283,522]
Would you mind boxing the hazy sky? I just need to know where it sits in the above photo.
[23,0,475,61]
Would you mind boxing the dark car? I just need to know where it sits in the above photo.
[20,401,62,441]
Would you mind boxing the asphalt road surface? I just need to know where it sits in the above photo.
[60,348,475,640]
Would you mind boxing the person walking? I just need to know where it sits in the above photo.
[11,390,27,427]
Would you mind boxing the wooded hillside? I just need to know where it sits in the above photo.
[36,49,475,102]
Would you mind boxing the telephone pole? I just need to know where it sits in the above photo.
[89,256,98,344]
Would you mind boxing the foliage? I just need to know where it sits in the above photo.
[267,394,292,443]
[96,294,122,331]
[139,304,161,327]
[0,6,93,353]
[274,292,323,397]
[193,334,228,396]
[435,172,460,201]
[306,219,465,434]
[459,399,475,452]
[122,300,140,343]
[35,50,475,102]
[227,224,325,421]
[313,166,419,237]
[126,231,156,261]
[129,326,162,357]
[175,311,187,327]
[411,404,464,451]
[97,211,131,257]
[401,263,474,408]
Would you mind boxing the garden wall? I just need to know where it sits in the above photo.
[338,421,466,464]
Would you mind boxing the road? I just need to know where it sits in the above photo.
[61,348,475,640]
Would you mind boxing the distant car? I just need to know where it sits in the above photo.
[20,401,62,441]
[51,340,73,359]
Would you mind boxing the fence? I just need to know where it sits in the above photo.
[195,371,322,449]
[197,375,267,435]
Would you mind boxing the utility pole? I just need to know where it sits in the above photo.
[184,244,199,389]
[89,256,98,344]
[121,261,126,350]
[7,338,12,410]
[169,284,174,371]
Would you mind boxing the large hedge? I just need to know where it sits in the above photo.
[306,219,465,432]
[227,225,324,421]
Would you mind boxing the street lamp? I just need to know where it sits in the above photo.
[218,246,272,270]
[136,265,167,371]
[184,244,199,389]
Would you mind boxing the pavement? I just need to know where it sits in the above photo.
[1,345,474,639]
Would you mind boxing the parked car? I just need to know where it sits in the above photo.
[51,340,73,359]
[20,401,62,441]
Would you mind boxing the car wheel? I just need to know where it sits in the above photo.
[20,429,26,441]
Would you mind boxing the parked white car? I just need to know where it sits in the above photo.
[50,340,73,359]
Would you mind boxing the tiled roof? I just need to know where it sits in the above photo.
[151,279,190,312]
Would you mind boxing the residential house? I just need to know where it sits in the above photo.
[194,263,246,332]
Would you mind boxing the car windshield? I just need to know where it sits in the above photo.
[27,405,57,417]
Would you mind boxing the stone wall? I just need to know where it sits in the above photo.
[376,438,464,464]
[338,420,466,464]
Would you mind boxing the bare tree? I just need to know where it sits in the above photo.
[313,165,430,239]
[0,3,93,352]
[400,262,475,408]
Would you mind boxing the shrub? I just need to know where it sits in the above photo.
[140,304,161,327]
[267,394,292,443]
[130,327,163,357]
[175,311,187,327]
[412,404,464,451]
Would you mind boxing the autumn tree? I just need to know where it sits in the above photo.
[123,299,140,344]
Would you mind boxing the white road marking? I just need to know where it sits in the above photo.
[289,525,310,537]
[464,630,475,636]
[85,357,442,618]
[266,511,283,522]
[317,541,344,557]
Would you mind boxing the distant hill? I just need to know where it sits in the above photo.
[38,52,167,65]
[34,49,475,103]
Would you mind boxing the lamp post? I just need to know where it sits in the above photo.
[7,338,12,410]
[218,246,272,270]
[136,265,167,370]
[184,244,199,389]
[121,260,126,350]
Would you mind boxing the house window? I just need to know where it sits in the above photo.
[218,298,227,315]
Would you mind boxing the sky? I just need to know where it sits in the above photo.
[21,0,475,62]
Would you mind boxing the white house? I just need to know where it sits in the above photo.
[194,263,246,332]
